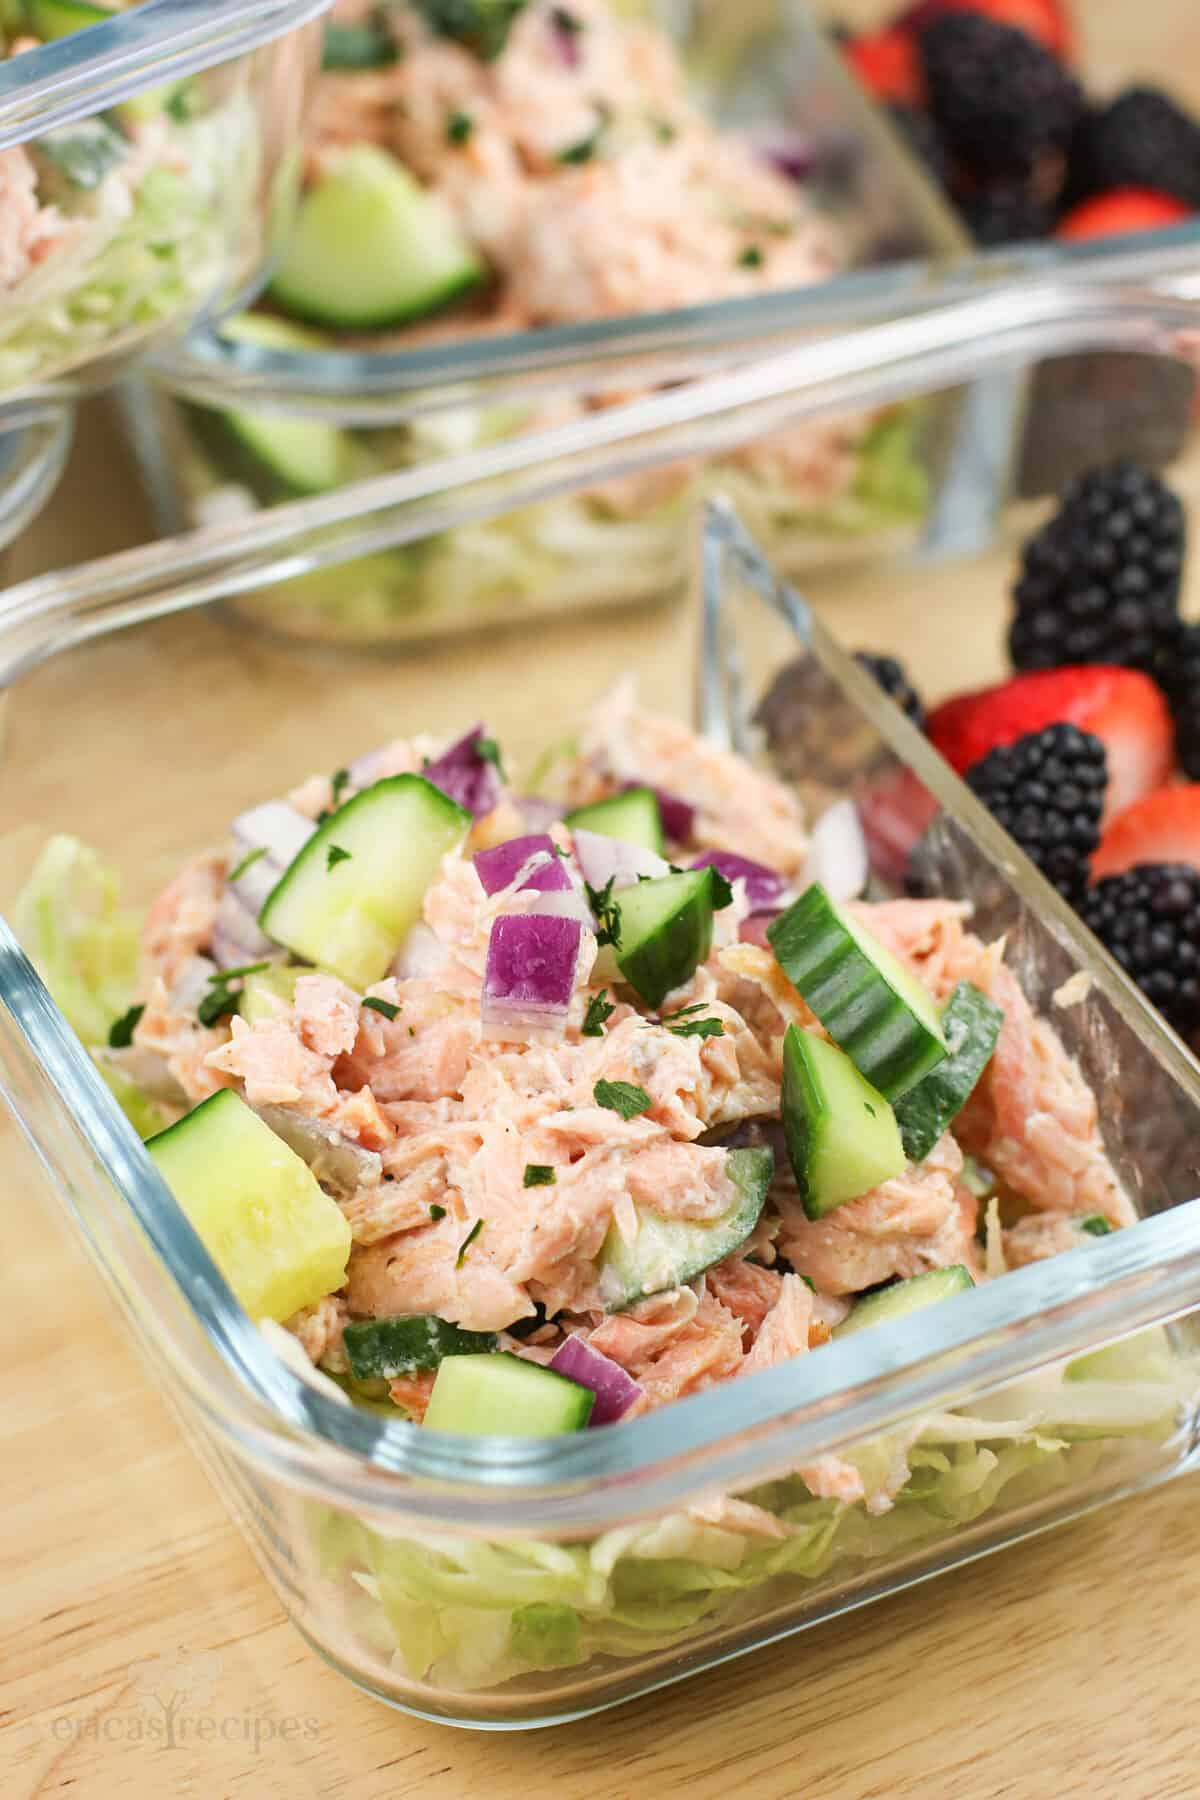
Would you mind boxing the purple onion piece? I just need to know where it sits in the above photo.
[572,826,669,894]
[212,891,278,969]
[482,913,581,1040]
[424,725,503,819]
[739,911,780,950]
[516,794,564,833]
[474,833,571,897]
[546,3,582,67]
[750,128,817,184]
[391,921,450,980]
[690,850,788,913]
[805,799,868,903]
[621,781,694,844]
[231,800,315,867]
[549,1336,642,1425]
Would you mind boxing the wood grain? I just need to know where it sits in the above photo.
[8,1,1200,1785]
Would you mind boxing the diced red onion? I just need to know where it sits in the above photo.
[482,913,581,1041]
[254,1103,383,1197]
[229,800,316,915]
[690,850,788,913]
[573,826,669,893]
[549,1336,642,1425]
[474,834,572,897]
[738,911,779,950]
[391,921,450,980]
[424,725,502,819]
[517,795,564,833]
[623,782,695,844]
[171,954,219,1012]
[348,743,395,788]
[212,890,277,969]
[546,4,582,66]
[750,128,816,184]
[804,799,869,903]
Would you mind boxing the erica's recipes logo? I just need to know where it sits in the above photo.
[49,1646,321,1753]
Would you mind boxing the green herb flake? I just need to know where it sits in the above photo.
[411,0,527,60]
[585,877,622,949]
[327,844,353,872]
[582,989,616,1038]
[864,1102,876,1117]
[737,245,764,270]
[1079,1215,1113,1238]
[228,845,267,884]
[107,1003,145,1050]
[662,1002,707,1020]
[474,734,506,781]
[667,1017,725,1040]
[456,1218,484,1267]
[551,5,581,32]
[523,1164,557,1188]
[558,126,602,165]
[446,108,475,144]
[362,996,400,1021]
[651,115,677,143]
[196,961,271,1028]
[708,868,735,910]
[429,1203,447,1222]
[593,1079,652,1121]
[321,16,398,70]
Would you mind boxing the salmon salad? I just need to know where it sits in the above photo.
[171,0,925,639]
[0,3,269,391]
[17,683,1193,1691]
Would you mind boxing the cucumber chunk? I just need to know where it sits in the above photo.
[768,883,947,1101]
[564,787,665,853]
[271,146,485,330]
[893,980,1004,1163]
[146,1089,351,1323]
[239,965,302,1024]
[259,775,470,990]
[834,1265,974,1338]
[781,1025,906,1218]
[423,1353,595,1435]
[191,314,350,499]
[614,867,718,1010]
[344,1314,499,1380]
[597,1145,772,1312]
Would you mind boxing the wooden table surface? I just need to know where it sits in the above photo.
[8,3,1200,1792]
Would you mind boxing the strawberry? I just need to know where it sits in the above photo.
[1091,787,1200,879]
[896,0,1074,60]
[1055,187,1194,242]
[926,666,1174,823]
[842,28,924,107]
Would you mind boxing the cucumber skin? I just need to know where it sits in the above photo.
[597,1145,772,1312]
[834,1265,974,1337]
[768,885,946,1102]
[893,981,1004,1164]
[615,867,717,1010]
[343,1314,498,1380]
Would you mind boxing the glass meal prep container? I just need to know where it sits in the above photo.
[133,0,971,646]
[6,287,1200,1730]
[0,0,327,411]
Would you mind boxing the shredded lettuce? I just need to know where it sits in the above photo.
[11,835,170,1136]
[307,1328,1193,1694]
[0,99,260,392]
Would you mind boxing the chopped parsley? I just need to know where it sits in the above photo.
[651,115,677,143]
[326,844,353,872]
[558,124,602,164]
[737,245,764,270]
[582,989,616,1037]
[362,997,400,1021]
[662,1002,707,1019]
[523,1164,557,1188]
[585,877,622,948]
[315,767,351,824]
[475,735,506,781]
[864,1102,876,1118]
[411,0,527,60]
[551,5,580,31]
[321,15,399,70]
[667,1017,725,1040]
[446,108,475,144]
[228,845,267,884]
[709,868,735,910]
[197,962,271,1028]
[456,1218,484,1267]
[107,1003,145,1049]
[593,1079,652,1121]
[1079,1215,1113,1237]
[429,1203,447,1222]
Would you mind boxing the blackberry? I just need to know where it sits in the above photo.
[918,13,1084,181]
[885,104,950,190]
[854,652,926,729]
[1156,620,1200,780]
[1009,460,1185,673]
[1065,88,1200,211]
[965,723,1106,902]
[1079,864,1200,1038]
[960,183,1054,246]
